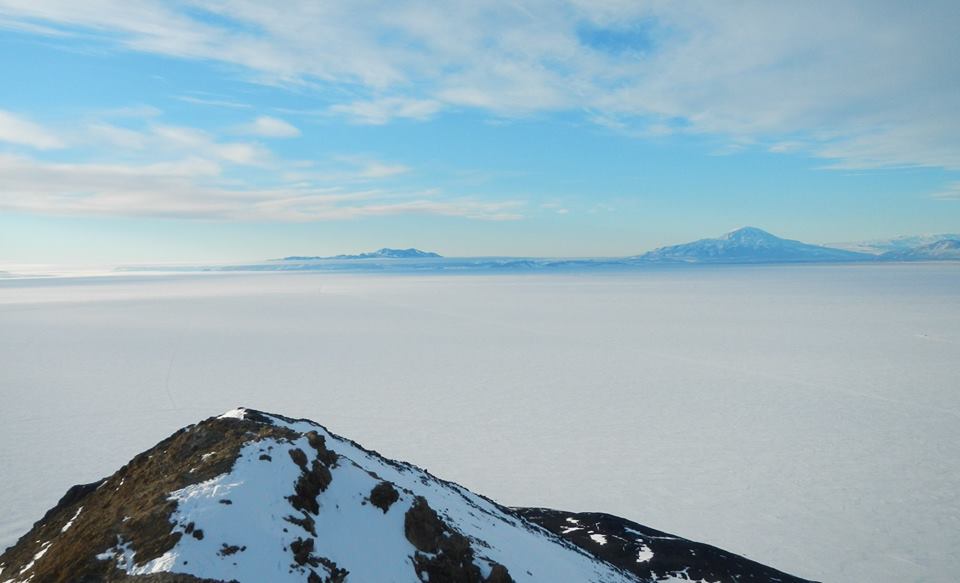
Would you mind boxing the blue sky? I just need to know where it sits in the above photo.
[0,1,958,264]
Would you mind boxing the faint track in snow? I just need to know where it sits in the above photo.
[162,318,192,411]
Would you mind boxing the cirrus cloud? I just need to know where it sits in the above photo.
[0,1,957,170]
[0,110,65,149]
[0,152,523,221]
[238,116,301,138]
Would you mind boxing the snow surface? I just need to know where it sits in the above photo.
[2,265,959,582]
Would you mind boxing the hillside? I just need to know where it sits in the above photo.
[0,408,816,583]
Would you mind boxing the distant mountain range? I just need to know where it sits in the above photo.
[278,248,442,261]
[630,227,872,264]
[880,238,960,261]
[108,229,960,275]
[831,233,960,255]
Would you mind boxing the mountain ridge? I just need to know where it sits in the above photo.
[830,233,960,255]
[880,239,960,261]
[278,248,442,261]
[0,407,817,583]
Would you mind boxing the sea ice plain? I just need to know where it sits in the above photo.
[1,264,958,582]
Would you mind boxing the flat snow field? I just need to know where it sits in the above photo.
[1,264,958,582]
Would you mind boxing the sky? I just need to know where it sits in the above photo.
[0,0,958,265]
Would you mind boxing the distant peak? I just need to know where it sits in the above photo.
[722,226,778,241]
[369,248,441,258]
[633,226,869,264]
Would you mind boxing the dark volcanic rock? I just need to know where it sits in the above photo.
[515,507,819,583]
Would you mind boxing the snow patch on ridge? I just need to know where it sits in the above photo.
[60,507,82,533]
[217,408,247,420]
[636,543,654,563]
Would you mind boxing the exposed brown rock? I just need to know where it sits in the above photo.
[369,481,400,513]
[0,416,296,583]
[404,496,446,553]
[290,537,320,568]
[217,543,244,556]
[289,447,308,469]
[288,459,333,515]
[285,512,318,536]
[305,431,338,467]
[404,496,513,583]
[317,556,349,582]
[485,564,515,583]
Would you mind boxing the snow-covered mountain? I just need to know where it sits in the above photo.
[880,239,960,261]
[280,248,442,261]
[632,227,872,264]
[110,230,960,274]
[831,233,960,255]
[0,408,816,583]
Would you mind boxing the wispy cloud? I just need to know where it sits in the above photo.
[0,151,522,221]
[176,95,252,109]
[0,110,65,149]
[356,160,410,179]
[329,97,442,125]
[237,116,301,138]
[86,122,149,149]
[1,1,957,170]
[0,151,523,221]
[0,110,520,222]
[932,182,960,200]
[98,105,163,119]
[540,202,570,215]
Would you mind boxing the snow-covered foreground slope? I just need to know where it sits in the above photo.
[1,266,959,581]
[0,408,814,582]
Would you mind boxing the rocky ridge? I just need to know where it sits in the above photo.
[0,408,818,583]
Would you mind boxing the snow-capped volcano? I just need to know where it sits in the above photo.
[0,408,816,583]
[633,227,871,264]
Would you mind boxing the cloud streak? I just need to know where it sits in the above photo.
[932,182,960,201]
[0,112,521,222]
[0,110,65,149]
[238,116,301,138]
[0,153,523,221]
[0,1,957,169]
